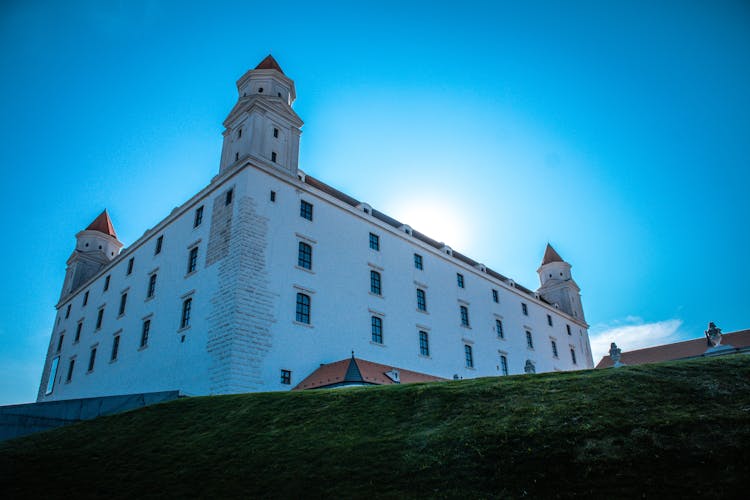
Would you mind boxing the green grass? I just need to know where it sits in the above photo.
[2,356,749,498]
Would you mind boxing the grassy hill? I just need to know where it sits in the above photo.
[2,356,749,498]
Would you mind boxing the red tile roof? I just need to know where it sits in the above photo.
[293,357,445,390]
[541,243,564,265]
[255,54,284,74]
[85,210,118,238]
[596,329,750,368]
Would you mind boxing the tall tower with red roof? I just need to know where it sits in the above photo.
[536,243,585,322]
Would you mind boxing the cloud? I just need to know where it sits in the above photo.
[588,317,683,363]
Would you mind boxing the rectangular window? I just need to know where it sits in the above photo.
[298,242,312,269]
[460,305,470,327]
[273,127,279,138]
[45,357,59,395]
[547,314,553,327]
[111,335,120,361]
[225,189,233,206]
[521,303,528,316]
[371,316,383,344]
[370,270,382,295]
[295,293,310,324]
[419,330,430,356]
[526,330,534,349]
[369,232,380,251]
[65,304,71,319]
[495,319,504,339]
[271,151,277,162]
[187,246,199,274]
[75,321,83,342]
[270,191,276,202]
[237,128,242,138]
[118,293,128,316]
[147,273,157,298]
[566,324,572,336]
[492,289,499,303]
[66,358,75,382]
[181,298,192,329]
[500,355,509,376]
[194,206,204,227]
[104,275,110,291]
[88,347,97,372]
[127,257,134,276]
[57,334,64,353]
[140,319,150,348]
[96,308,104,330]
[280,369,291,385]
[457,273,464,288]
[155,235,163,255]
[300,200,313,221]
[416,288,427,311]
[414,253,423,270]
[571,348,577,365]
[551,340,559,358]
[83,291,89,306]
[464,344,474,368]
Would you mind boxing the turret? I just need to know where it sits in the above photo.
[536,243,585,321]
[218,55,304,177]
[60,210,123,300]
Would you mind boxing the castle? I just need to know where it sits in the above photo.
[38,56,593,401]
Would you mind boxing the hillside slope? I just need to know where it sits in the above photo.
[2,356,749,498]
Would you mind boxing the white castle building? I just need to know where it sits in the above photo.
[38,56,593,401]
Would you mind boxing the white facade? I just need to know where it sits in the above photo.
[38,56,594,402]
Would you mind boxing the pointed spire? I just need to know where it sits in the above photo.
[85,210,118,239]
[343,356,365,383]
[541,243,564,266]
[254,54,284,74]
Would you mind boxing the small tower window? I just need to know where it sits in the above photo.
[273,128,279,138]
[237,128,242,138]
[271,151,277,163]
[258,87,264,93]
[235,152,239,161]
[225,189,233,206]
[270,191,276,202]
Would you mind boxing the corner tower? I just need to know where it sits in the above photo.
[218,55,304,177]
[536,244,586,322]
[60,210,123,301]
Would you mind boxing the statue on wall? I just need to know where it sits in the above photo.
[609,342,623,367]
[705,322,723,348]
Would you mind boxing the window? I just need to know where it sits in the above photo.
[237,128,242,138]
[460,305,470,327]
[551,340,559,358]
[271,151,277,162]
[457,273,464,288]
[45,357,59,395]
[419,330,429,356]
[155,235,163,255]
[370,270,382,295]
[104,275,110,291]
[88,347,97,372]
[464,344,474,368]
[521,303,528,316]
[65,304,71,319]
[371,316,383,344]
[416,288,427,311]
[66,358,75,382]
[83,291,89,306]
[295,293,310,324]
[140,319,150,348]
[570,348,577,365]
[194,206,204,227]
[225,189,233,206]
[273,127,279,138]
[547,314,553,327]
[57,334,64,353]
[181,298,192,329]
[298,242,312,269]
[147,273,157,298]
[500,354,509,376]
[280,369,291,385]
[270,191,276,202]
[235,152,239,162]
[526,330,534,349]
[300,200,313,221]
[75,321,83,342]
[127,257,134,276]
[118,293,128,316]
[96,308,104,330]
[369,232,380,251]
[414,253,423,270]
[495,319,504,339]
[187,246,199,274]
[111,335,120,361]
[566,324,572,336]
[492,289,498,303]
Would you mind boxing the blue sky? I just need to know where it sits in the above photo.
[1,0,748,404]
